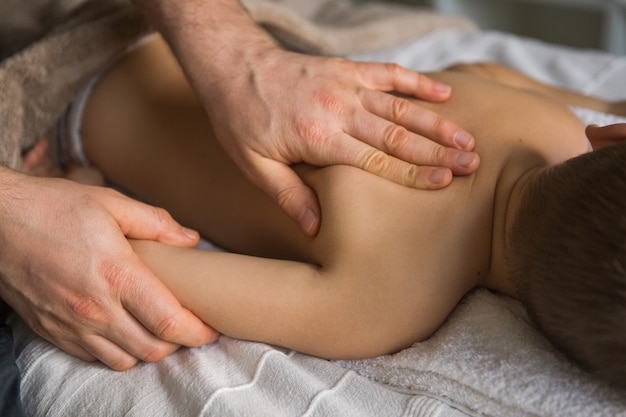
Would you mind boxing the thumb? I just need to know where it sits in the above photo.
[251,158,321,237]
[101,188,200,247]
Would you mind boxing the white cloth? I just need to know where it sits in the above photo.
[349,29,626,100]
[570,106,626,128]
[12,316,465,417]
[338,290,626,417]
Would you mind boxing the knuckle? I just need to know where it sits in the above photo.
[92,186,123,204]
[99,258,129,288]
[153,314,182,341]
[429,143,449,165]
[313,87,345,114]
[149,205,174,229]
[66,295,108,327]
[403,164,423,187]
[109,356,138,372]
[294,118,327,146]
[384,62,404,76]
[274,185,301,213]
[389,97,411,123]
[430,114,450,141]
[360,148,390,175]
[382,123,410,154]
[139,343,171,363]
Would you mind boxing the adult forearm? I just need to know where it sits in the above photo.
[131,0,278,82]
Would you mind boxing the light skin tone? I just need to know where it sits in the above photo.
[0,0,480,371]
[130,0,480,236]
[0,164,218,371]
[47,36,621,360]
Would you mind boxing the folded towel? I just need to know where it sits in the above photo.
[0,0,476,170]
[0,0,86,60]
[0,0,149,169]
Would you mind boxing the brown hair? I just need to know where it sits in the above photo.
[507,143,626,388]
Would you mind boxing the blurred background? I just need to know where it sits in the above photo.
[361,0,626,55]
[1,0,625,60]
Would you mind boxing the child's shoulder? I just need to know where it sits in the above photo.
[303,163,487,272]
[430,70,590,166]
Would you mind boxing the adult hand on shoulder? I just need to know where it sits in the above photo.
[136,0,480,236]
[0,167,218,371]
[201,48,481,237]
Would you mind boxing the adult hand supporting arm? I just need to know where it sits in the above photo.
[0,167,218,371]
[132,0,480,236]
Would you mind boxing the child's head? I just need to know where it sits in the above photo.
[507,143,626,388]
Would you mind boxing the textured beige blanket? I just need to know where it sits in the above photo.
[0,0,475,169]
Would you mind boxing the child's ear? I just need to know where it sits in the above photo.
[586,124,626,150]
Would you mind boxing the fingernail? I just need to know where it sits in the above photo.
[435,82,451,93]
[182,227,199,240]
[299,208,318,236]
[454,131,474,149]
[456,151,477,168]
[429,168,449,184]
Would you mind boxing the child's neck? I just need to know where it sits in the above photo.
[484,162,545,299]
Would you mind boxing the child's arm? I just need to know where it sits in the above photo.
[129,239,432,360]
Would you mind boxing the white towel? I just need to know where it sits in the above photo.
[12,314,468,417]
[336,289,626,417]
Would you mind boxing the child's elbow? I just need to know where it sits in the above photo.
[312,293,438,360]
